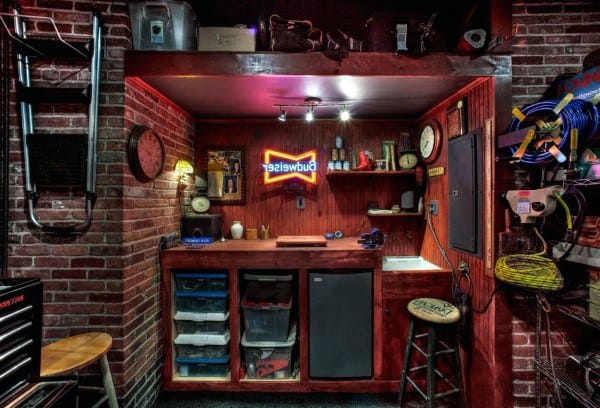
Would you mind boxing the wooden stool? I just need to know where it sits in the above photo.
[41,332,118,408]
[398,298,464,408]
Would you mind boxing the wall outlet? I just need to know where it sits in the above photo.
[429,200,438,215]
[296,195,305,209]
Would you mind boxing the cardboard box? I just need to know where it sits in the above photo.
[197,27,256,52]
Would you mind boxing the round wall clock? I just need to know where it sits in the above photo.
[127,125,165,182]
[399,151,419,169]
[191,196,210,213]
[418,121,442,163]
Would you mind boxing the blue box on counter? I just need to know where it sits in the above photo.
[241,296,292,342]
[176,291,228,314]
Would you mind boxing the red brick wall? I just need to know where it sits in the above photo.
[511,1,600,406]
[5,1,194,406]
[5,0,600,406]
[512,0,600,107]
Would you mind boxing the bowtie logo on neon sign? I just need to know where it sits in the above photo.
[262,149,317,184]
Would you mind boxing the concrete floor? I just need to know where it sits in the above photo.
[155,391,461,407]
[156,392,402,407]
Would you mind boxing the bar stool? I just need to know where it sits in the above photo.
[398,297,464,408]
[41,332,118,408]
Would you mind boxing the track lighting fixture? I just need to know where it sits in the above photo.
[305,107,314,122]
[339,106,350,121]
[274,97,351,122]
[278,108,287,122]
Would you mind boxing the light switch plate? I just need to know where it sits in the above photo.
[296,195,305,209]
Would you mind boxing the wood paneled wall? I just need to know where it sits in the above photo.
[195,119,423,256]
[416,76,512,407]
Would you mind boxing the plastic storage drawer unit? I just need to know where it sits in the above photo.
[242,324,296,379]
[175,317,229,335]
[176,291,228,313]
[175,272,227,292]
[176,344,229,359]
[243,272,292,303]
[241,296,291,342]
[176,356,230,377]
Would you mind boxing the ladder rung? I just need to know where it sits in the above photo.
[14,38,92,60]
[18,85,91,104]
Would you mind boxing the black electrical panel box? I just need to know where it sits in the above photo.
[448,129,483,257]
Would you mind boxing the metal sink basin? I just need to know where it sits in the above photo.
[382,256,441,271]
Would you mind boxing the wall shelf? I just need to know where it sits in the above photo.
[327,170,416,177]
[367,211,422,217]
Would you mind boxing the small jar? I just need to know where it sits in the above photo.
[231,220,244,240]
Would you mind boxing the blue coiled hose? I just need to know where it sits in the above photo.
[508,99,599,165]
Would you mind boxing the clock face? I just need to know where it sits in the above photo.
[418,122,441,163]
[128,126,165,182]
[399,152,418,169]
[191,196,210,213]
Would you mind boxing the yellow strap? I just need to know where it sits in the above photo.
[512,107,526,122]
[513,128,536,159]
[554,93,574,115]
[570,128,578,150]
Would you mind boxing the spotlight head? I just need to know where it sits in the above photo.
[305,109,314,122]
[278,109,287,122]
[340,107,350,121]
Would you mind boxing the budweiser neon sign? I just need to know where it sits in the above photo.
[262,149,318,184]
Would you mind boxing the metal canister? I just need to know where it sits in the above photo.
[334,161,342,170]
[343,161,350,171]
[331,148,338,161]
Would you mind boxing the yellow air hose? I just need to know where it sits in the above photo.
[494,254,563,291]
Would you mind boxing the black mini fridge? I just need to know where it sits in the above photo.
[308,269,372,378]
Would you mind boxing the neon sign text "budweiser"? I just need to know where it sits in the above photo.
[262,149,317,184]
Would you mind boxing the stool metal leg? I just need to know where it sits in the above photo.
[99,355,118,408]
[426,325,436,408]
[399,318,415,404]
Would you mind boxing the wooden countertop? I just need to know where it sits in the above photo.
[161,237,381,270]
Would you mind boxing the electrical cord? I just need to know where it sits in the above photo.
[537,293,565,408]
[545,186,587,262]
[425,206,455,299]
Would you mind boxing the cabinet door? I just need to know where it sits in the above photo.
[380,272,452,380]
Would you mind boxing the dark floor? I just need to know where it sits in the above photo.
[155,391,456,407]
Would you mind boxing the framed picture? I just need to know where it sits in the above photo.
[204,147,245,205]
[447,99,467,139]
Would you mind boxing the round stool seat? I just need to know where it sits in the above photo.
[407,297,460,325]
[41,332,112,377]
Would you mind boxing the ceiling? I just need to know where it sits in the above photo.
[126,52,511,121]
[142,74,477,120]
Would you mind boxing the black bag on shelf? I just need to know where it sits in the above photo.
[269,14,322,52]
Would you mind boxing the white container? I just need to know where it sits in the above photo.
[128,1,197,50]
[231,221,243,240]
[197,27,256,52]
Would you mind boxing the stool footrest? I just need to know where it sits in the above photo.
[406,375,460,401]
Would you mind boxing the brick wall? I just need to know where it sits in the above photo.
[4,0,600,406]
[511,1,600,406]
[512,0,600,107]
[5,1,194,406]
